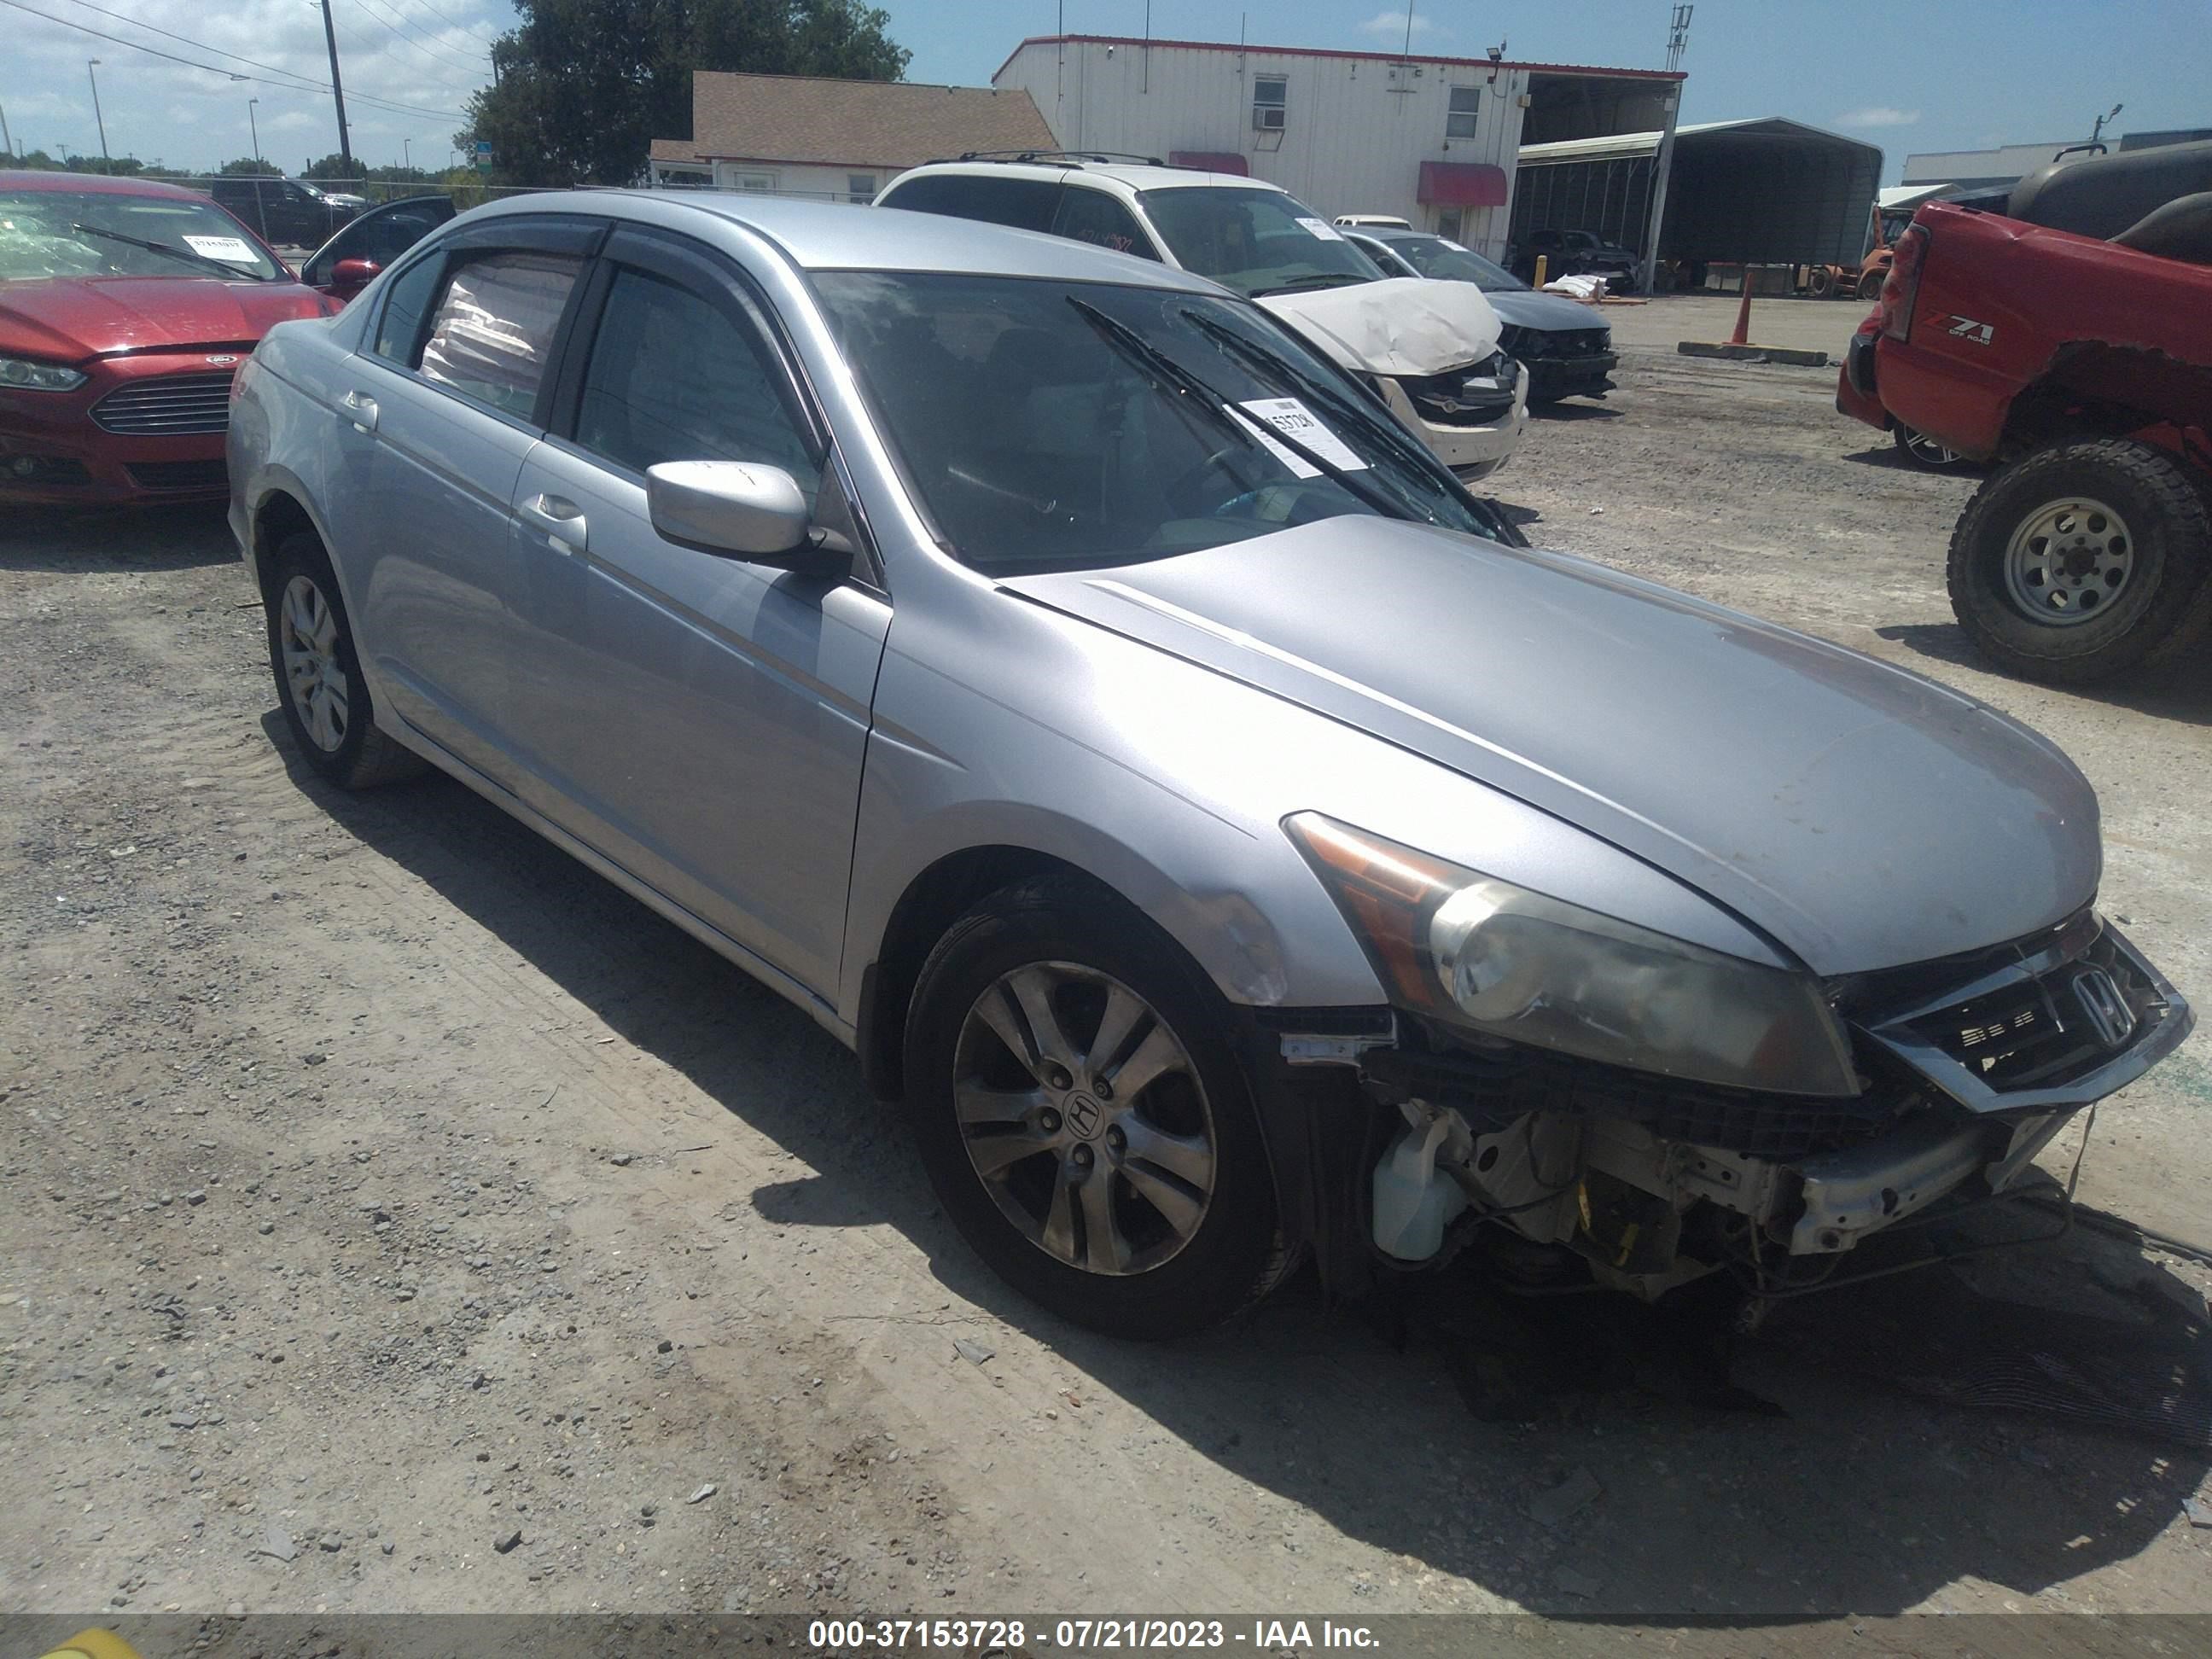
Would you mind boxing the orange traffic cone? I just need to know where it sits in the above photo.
[1728,281,1754,346]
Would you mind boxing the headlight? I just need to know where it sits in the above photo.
[1286,812,1860,1097]
[0,356,89,392]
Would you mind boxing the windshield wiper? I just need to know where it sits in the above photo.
[70,222,265,280]
[1180,306,1525,544]
[1068,297,1413,524]
[1250,272,1369,297]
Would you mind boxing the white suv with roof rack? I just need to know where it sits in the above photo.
[875,156,1525,480]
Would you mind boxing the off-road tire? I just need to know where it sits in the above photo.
[265,532,426,788]
[1947,438,2212,684]
[904,874,1289,1340]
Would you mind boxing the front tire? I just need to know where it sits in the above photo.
[1946,438,2212,684]
[904,876,1287,1339]
[265,532,425,788]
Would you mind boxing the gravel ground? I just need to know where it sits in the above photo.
[3,341,2209,1638]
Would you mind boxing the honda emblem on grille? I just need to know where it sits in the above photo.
[2070,968,2137,1050]
[206,355,240,367]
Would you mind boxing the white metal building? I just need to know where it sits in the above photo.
[991,34,1681,260]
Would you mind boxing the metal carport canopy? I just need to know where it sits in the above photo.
[1516,117,1884,266]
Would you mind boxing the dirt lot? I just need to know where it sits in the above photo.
[5,314,2211,1639]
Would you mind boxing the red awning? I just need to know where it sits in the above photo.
[1169,150,1249,176]
[1417,161,1508,207]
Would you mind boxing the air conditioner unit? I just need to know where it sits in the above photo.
[1254,107,1285,131]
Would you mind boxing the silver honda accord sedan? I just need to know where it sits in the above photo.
[227,192,2191,1339]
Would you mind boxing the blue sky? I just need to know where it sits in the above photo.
[880,0,2212,183]
[5,0,2204,177]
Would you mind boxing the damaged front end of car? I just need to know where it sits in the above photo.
[1283,813,2194,1303]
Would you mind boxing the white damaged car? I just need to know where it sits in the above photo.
[876,160,1526,480]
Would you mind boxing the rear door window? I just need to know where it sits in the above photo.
[414,251,582,422]
[880,172,1063,231]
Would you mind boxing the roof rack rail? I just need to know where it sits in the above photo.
[941,148,1168,168]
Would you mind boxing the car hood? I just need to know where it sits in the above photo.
[1258,276,1501,375]
[1003,521,2099,975]
[1487,288,1611,333]
[0,276,329,358]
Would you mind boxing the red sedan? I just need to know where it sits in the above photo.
[1,170,337,505]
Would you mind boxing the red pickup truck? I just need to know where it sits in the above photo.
[1837,141,2212,683]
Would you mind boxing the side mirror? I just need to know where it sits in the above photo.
[329,257,380,292]
[646,460,839,571]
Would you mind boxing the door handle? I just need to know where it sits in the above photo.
[340,389,378,433]
[521,492,587,556]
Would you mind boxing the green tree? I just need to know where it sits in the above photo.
[218,156,284,177]
[457,0,909,188]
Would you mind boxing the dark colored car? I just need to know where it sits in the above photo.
[299,195,458,303]
[1344,228,1619,404]
[1510,226,1638,289]
[207,176,361,248]
[1,170,335,504]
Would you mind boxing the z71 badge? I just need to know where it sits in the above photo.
[1941,315,1996,345]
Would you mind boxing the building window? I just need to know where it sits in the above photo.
[1446,86,1480,139]
[1253,75,1288,131]
[655,164,713,190]
[1435,207,1464,242]
[726,170,777,194]
[847,173,877,203]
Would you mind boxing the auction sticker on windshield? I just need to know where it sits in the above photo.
[182,235,257,264]
[1295,217,1345,241]
[1231,397,1371,475]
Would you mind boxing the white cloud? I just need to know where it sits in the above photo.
[7,0,506,172]
[1358,9,1435,37]
[1837,106,1921,129]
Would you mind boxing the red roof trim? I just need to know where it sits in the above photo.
[991,34,1685,85]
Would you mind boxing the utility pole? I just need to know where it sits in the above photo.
[0,96,15,160]
[2091,102,2122,146]
[87,59,109,166]
[248,96,261,165]
[1638,4,1692,295]
[318,0,355,177]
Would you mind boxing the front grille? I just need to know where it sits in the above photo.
[90,373,233,435]
[1906,929,2158,1091]
[125,458,229,492]
[1500,325,1611,361]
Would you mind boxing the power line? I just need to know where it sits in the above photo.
[404,0,500,51]
[4,0,472,120]
[348,0,491,76]
[329,7,486,92]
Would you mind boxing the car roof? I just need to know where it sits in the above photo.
[1359,227,1441,243]
[0,169,209,199]
[894,159,1286,195]
[463,189,1227,290]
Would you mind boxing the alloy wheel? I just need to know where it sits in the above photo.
[952,960,1217,1277]
[2002,495,2136,626]
[279,573,350,751]
[1899,426,1961,469]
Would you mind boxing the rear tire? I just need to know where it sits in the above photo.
[1858,269,1887,300]
[1946,438,2212,684]
[265,532,426,788]
[1893,422,1968,471]
[903,875,1287,1340]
